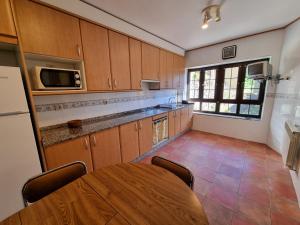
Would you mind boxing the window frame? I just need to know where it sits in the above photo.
[187,59,268,119]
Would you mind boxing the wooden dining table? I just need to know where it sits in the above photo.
[0,163,209,225]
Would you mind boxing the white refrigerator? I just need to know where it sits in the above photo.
[0,66,42,220]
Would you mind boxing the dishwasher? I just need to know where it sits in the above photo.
[153,114,168,146]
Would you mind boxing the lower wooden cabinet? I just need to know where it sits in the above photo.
[119,121,140,162]
[90,127,121,170]
[174,109,181,135]
[188,104,194,129]
[44,136,93,172]
[180,107,189,132]
[138,117,153,155]
[168,111,175,138]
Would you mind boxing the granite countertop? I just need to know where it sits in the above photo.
[41,104,191,148]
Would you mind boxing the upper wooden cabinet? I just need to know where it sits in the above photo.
[138,118,153,155]
[179,56,186,89]
[14,0,82,59]
[159,49,167,88]
[129,38,142,90]
[109,30,131,90]
[119,121,140,162]
[90,127,121,170]
[173,54,181,89]
[166,52,174,88]
[0,0,16,37]
[142,43,159,80]
[80,20,112,91]
[44,136,93,172]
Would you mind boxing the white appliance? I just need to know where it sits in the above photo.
[0,66,42,220]
[32,66,82,90]
[246,61,272,80]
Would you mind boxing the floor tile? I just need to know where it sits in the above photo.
[207,185,239,211]
[137,130,300,225]
[203,198,234,225]
[238,197,271,225]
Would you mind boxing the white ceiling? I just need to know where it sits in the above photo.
[82,0,300,50]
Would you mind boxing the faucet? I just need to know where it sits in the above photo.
[168,96,176,104]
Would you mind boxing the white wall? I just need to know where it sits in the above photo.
[185,30,285,144]
[40,0,184,55]
[268,20,300,203]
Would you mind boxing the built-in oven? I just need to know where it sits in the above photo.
[32,66,83,90]
[153,114,168,146]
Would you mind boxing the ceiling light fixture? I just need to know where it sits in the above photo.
[201,4,221,29]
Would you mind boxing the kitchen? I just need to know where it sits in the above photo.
[0,0,300,225]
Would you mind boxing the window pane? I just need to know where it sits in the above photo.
[220,103,237,113]
[243,73,261,100]
[202,102,216,112]
[223,67,238,100]
[249,105,260,115]
[193,102,200,110]
[203,69,216,99]
[189,71,200,99]
[240,104,250,114]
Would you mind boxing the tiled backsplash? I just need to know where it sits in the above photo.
[35,89,179,127]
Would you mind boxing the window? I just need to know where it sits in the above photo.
[187,59,267,118]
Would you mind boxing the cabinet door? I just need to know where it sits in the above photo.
[109,30,131,90]
[44,136,93,172]
[138,117,153,155]
[90,127,121,170]
[142,43,159,80]
[80,20,112,91]
[166,52,174,88]
[173,54,180,89]
[174,109,181,135]
[168,111,175,138]
[180,107,189,132]
[179,56,186,89]
[120,122,140,162]
[159,49,167,88]
[129,38,142,90]
[0,0,16,37]
[14,0,82,59]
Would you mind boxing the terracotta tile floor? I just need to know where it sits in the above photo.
[138,131,300,225]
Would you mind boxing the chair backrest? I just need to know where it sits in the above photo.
[151,156,194,190]
[22,161,87,205]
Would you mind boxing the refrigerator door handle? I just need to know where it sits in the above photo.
[0,111,28,117]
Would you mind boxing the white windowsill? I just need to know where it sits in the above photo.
[193,112,261,121]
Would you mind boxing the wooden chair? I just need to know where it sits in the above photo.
[151,156,194,190]
[22,161,87,206]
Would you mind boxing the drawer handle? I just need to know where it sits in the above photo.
[92,135,97,147]
[108,77,112,88]
[77,45,81,56]
[84,138,89,150]
[135,123,138,131]
[113,79,117,88]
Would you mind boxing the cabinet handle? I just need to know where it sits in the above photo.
[113,79,117,88]
[108,77,112,88]
[138,121,142,130]
[84,137,89,150]
[77,45,81,56]
[92,135,97,147]
[135,123,138,131]
[173,111,176,117]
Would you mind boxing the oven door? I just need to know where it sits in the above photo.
[35,67,82,90]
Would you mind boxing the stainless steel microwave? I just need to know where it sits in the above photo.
[32,66,83,90]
